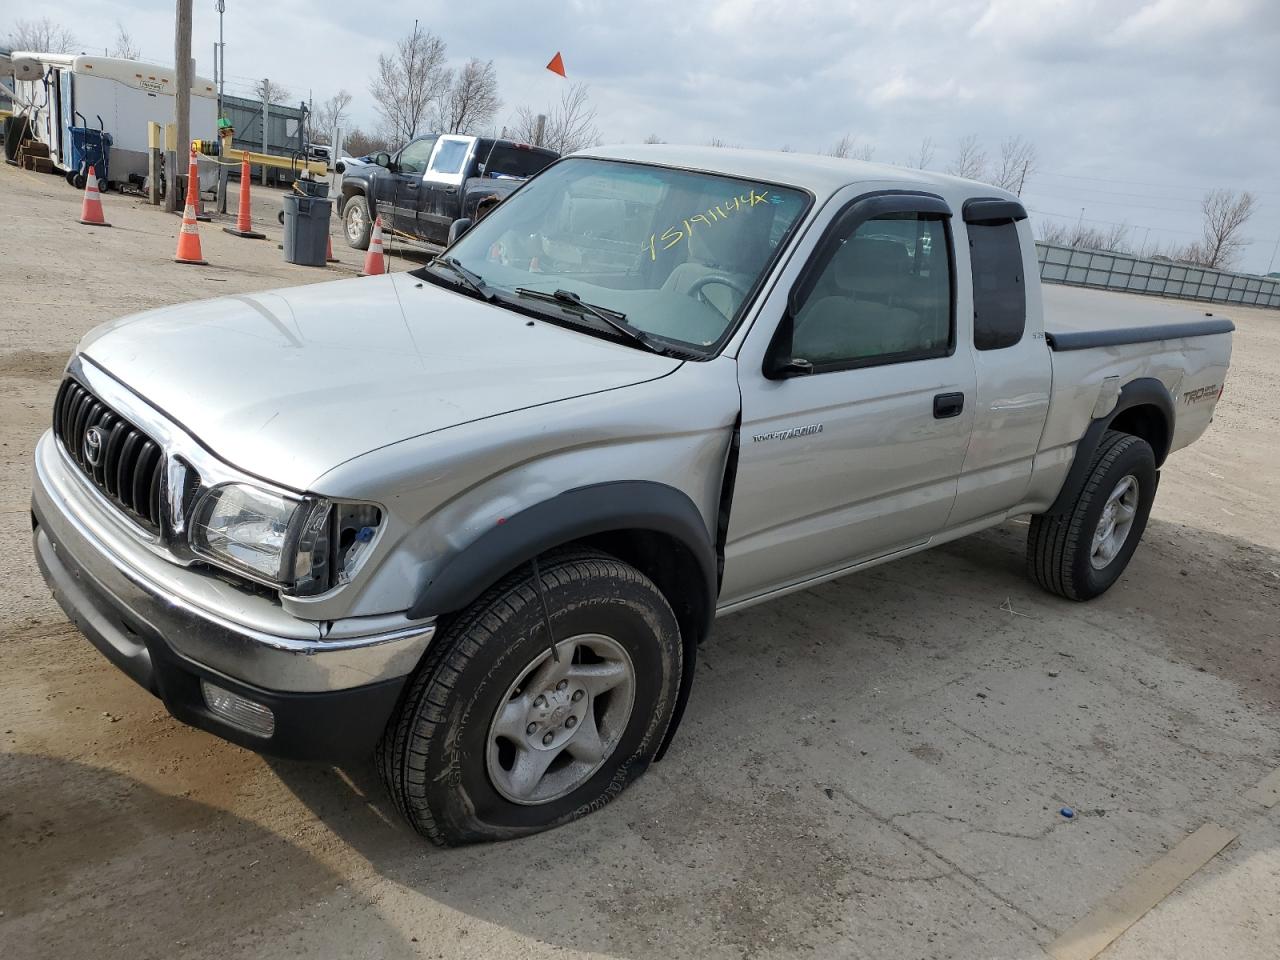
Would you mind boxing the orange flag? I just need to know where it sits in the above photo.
[546,52,566,77]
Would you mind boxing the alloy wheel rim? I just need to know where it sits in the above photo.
[346,203,365,241]
[486,633,636,806]
[1091,474,1140,570]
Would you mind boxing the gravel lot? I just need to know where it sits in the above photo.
[1,161,1278,960]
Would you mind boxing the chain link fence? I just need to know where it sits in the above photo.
[1036,241,1280,310]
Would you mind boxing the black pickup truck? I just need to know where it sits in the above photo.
[337,134,558,248]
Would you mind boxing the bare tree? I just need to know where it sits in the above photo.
[109,21,140,59]
[994,135,1037,194]
[253,78,291,107]
[779,143,795,152]
[6,17,77,52]
[947,134,988,181]
[643,133,666,144]
[312,89,353,146]
[1180,189,1257,269]
[827,133,874,161]
[370,21,449,143]
[706,137,742,149]
[437,58,500,134]
[1038,218,1131,253]
[909,136,935,170]
[343,127,394,157]
[512,82,601,154]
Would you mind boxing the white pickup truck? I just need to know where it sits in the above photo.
[31,146,1233,845]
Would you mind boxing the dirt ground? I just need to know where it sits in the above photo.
[1,160,1278,960]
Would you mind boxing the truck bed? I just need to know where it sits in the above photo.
[1041,284,1235,351]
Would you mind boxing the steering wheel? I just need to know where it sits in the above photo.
[687,275,749,321]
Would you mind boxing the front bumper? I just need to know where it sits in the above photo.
[31,429,435,761]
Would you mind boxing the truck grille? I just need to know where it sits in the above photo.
[53,378,167,532]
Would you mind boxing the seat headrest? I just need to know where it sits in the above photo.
[828,236,910,297]
[567,196,626,239]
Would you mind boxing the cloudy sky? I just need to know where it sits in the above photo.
[14,0,1280,273]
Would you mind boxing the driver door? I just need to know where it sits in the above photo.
[388,136,436,238]
[722,190,977,606]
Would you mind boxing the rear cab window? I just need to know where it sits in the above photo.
[964,199,1028,350]
[479,143,558,180]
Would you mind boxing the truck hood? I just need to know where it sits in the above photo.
[78,273,680,490]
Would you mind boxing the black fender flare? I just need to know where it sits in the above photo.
[1046,377,1174,516]
[408,481,717,761]
[336,180,368,215]
[409,480,716,621]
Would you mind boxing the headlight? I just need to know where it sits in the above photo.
[190,484,381,596]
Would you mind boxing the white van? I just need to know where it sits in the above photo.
[9,52,216,187]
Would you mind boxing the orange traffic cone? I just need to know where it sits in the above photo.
[223,152,264,239]
[326,231,339,263]
[361,216,386,275]
[174,150,208,266]
[78,166,110,226]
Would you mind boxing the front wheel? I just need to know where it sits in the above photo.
[377,551,683,845]
[1027,429,1157,600]
[343,194,372,250]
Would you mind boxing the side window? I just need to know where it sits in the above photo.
[969,220,1026,350]
[397,136,436,175]
[791,212,952,368]
[429,139,470,175]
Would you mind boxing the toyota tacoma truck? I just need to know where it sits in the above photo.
[32,145,1233,845]
[337,133,558,249]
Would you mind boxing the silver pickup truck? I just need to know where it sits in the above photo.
[31,146,1233,845]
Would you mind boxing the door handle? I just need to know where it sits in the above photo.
[933,392,965,419]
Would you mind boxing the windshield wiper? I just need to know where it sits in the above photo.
[513,288,666,354]
[429,256,493,300]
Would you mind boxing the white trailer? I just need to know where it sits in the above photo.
[9,52,216,186]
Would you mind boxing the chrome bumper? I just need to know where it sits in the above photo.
[32,429,434,694]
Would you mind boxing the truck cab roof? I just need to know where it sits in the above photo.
[576,143,1017,205]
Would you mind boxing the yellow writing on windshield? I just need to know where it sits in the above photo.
[643,189,773,261]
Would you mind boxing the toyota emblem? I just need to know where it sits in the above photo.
[84,426,105,467]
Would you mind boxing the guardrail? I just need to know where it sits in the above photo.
[1036,241,1280,310]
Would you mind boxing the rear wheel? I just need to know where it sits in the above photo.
[1027,429,1156,600]
[343,194,372,250]
[377,550,683,845]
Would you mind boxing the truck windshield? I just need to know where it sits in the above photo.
[440,158,809,352]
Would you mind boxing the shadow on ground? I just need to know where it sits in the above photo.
[0,753,415,959]
[261,515,1279,957]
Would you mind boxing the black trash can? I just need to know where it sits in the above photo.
[282,194,333,267]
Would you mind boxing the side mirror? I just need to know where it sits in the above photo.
[374,152,392,168]
[764,355,814,379]
[762,310,813,379]
[447,218,474,246]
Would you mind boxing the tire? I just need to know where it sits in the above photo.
[377,550,683,845]
[1027,429,1156,601]
[343,193,372,250]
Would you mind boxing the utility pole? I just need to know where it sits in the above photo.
[1016,159,1029,197]
[216,0,226,119]
[261,78,270,186]
[169,0,193,213]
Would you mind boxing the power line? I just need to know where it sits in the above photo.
[1022,188,1209,216]
[1034,168,1280,198]
[1022,178,1203,206]
[1026,207,1200,238]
